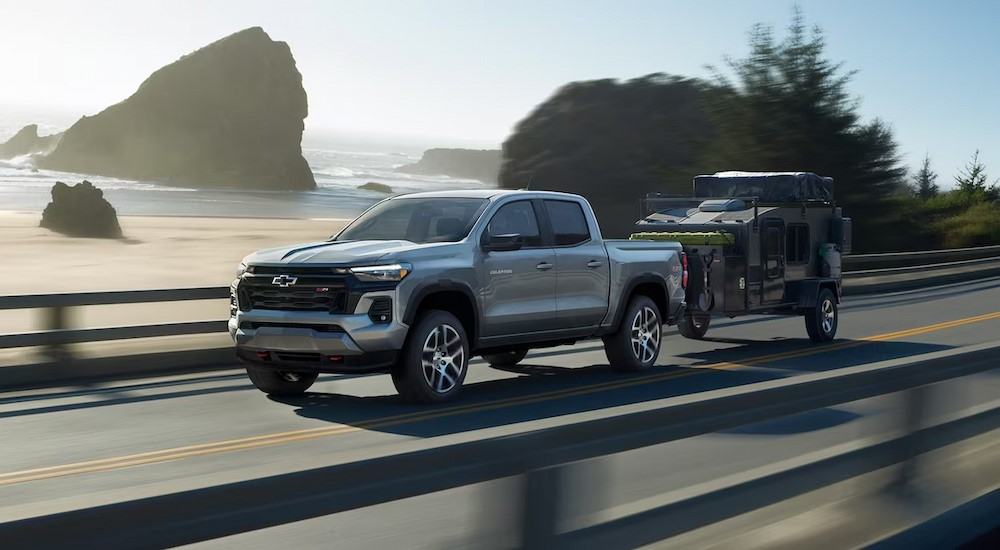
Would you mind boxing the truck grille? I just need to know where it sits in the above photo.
[238,270,347,313]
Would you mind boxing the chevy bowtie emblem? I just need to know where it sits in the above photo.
[272,275,298,287]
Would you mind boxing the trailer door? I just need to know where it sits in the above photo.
[762,218,785,303]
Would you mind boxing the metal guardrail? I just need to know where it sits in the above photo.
[0,287,230,361]
[1,342,997,548]
[0,245,999,361]
[843,244,1000,270]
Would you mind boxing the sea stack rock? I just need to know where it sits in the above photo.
[39,27,315,190]
[40,181,123,239]
[0,124,61,159]
[396,149,501,184]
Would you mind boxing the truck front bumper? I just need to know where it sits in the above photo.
[229,298,408,374]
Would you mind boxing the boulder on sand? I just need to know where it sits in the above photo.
[40,181,123,239]
[359,181,393,193]
[38,27,315,190]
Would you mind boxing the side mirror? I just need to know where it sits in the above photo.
[482,233,523,252]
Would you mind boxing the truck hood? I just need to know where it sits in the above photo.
[243,240,414,266]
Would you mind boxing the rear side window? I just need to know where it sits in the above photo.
[487,201,543,247]
[544,200,591,246]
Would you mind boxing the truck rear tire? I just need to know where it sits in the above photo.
[805,288,838,343]
[677,312,711,340]
[481,349,529,368]
[246,366,318,396]
[603,295,662,372]
[392,309,470,403]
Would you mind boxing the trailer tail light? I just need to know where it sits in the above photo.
[681,252,689,289]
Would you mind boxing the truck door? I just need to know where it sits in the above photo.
[478,200,558,337]
[542,199,611,329]
[762,218,785,303]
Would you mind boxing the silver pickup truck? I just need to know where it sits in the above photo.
[230,189,686,403]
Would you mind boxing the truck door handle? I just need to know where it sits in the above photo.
[536,262,554,271]
[587,260,604,268]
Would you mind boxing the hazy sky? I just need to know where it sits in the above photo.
[1,0,997,185]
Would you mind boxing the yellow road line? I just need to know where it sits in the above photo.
[3,311,999,487]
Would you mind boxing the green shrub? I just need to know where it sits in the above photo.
[935,203,1000,248]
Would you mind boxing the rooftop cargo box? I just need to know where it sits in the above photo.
[693,171,834,203]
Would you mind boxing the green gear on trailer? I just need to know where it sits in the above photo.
[629,231,736,246]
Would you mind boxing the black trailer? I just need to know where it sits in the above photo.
[632,171,852,342]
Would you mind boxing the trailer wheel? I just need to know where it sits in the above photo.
[805,288,838,343]
[677,312,711,340]
[604,295,662,372]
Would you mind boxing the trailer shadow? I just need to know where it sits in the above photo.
[270,338,951,438]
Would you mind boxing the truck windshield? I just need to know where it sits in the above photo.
[335,198,489,244]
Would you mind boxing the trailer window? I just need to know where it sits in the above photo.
[787,224,810,264]
[765,227,782,257]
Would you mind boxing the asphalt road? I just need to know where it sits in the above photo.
[1,277,999,548]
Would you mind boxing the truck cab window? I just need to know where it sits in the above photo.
[487,201,542,247]
[545,200,591,246]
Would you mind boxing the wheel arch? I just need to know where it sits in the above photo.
[609,274,670,333]
[403,282,480,348]
[795,278,841,310]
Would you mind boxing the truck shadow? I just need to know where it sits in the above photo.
[270,338,951,438]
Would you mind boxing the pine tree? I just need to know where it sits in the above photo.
[955,150,999,203]
[702,7,906,251]
[912,154,939,199]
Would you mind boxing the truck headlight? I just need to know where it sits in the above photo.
[350,263,412,282]
[236,262,248,277]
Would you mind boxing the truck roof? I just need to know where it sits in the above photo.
[386,189,586,201]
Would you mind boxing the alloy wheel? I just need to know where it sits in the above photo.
[630,306,661,363]
[821,299,836,334]
[422,324,465,393]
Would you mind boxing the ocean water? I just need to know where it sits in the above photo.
[0,125,495,219]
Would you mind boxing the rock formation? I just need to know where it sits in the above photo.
[396,149,501,184]
[359,181,393,193]
[39,27,315,190]
[0,124,61,159]
[40,181,123,239]
[499,75,716,238]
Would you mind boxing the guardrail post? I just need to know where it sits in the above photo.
[520,466,562,549]
[42,305,73,363]
[889,384,930,497]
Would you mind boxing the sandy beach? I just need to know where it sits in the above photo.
[0,212,350,294]
[0,212,352,350]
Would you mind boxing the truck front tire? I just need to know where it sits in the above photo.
[805,288,838,343]
[392,310,470,403]
[246,366,318,396]
[677,312,711,339]
[604,295,662,372]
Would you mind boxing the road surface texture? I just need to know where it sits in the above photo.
[1,277,999,547]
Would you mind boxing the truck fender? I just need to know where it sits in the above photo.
[402,280,481,343]
[607,273,672,333]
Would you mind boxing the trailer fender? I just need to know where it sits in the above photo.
[795,279,841,309]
